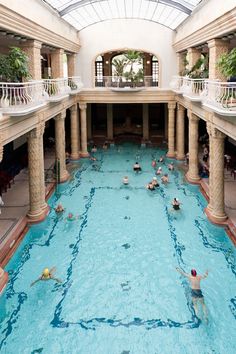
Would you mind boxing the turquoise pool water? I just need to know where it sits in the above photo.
[0,144,235,354]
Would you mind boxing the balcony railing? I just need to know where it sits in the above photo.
[95,76,158,89]
[170,76,236,114]
[202,80,236,111]
[0,77,83,115]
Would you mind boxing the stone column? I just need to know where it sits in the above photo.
[70,104,80,160]
[21,40,42,80]
[187,47,201,69]
[208,39,229,80]
[206,121,214,211]
[38,121,48,212]
[176,104,185,160]
[54,111,69,182]
[51,49,64,78]
[206,124,227,223]
[67,53,76,77]
[177,52,186,75]
[79,103,89,157]
[87,103,92,140]
[142,104,149,140]
[166,102,176,157]
[27,126,45,221]
[164,103,168,140]
[186,111,200,183]
[107,104,113,140]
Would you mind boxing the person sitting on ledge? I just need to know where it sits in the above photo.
[172,198,181,210]
[55,203,64,213]
[123,176,129,185]
[161,174,169,184]
[30,267,62,287]
[168,162,174,171]
[156,167,162,175]
[133,162,142,172]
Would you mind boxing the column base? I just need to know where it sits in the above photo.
[0,269,8,296]
[59,170,70,183]
[70,153,80,161]
[186,172,201,184]
[205,207,228,225]
[166,151,176,158]
[27,208,46,223]
[176,154,185,161]
[80,151,90,158]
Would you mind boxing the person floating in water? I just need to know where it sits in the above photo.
[133,162,142,172]
[31,267,62,286]
[161,174,169,184]
[168,162,174,171]
[158,156,164,163]
[66,212,77,221]
[55,203,64,213]
[172,197,181,210]
[151,159,157,168]
[156,166,162,175]
[176,267,208,321]
[123,176,129,185]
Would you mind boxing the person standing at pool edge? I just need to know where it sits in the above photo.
[176,267,208,321]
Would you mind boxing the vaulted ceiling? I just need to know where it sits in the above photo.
[42,0,202,31]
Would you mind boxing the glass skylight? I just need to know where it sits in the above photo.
[43,0,202,31]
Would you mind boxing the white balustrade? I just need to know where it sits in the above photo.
[43,78,71,99]
[169,76,183,92]
[95,76,158,88]
[68,76,83,92]
[202,80,236,111]
[0,81,46,110]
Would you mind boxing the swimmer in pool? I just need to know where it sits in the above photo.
[172,198,181,210]
[176,267,208,321]
[30,267,62,286]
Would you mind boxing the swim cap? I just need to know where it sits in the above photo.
[43,268,50,277]
[153,177,157,180]
[191,269,197,276]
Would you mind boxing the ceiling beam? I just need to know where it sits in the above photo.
[60,0,106,16]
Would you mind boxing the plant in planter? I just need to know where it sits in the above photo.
[188,54,209,79]
[0,47,31,82]
[217,48,236,81]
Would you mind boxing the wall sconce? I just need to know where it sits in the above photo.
[146,60,150,64]
[105,60,109,64]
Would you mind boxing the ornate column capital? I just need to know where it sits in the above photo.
[70,104,78,113]
[168,102,176,110]
[54,111,66,121]
[207,38,229,49]
[177,103,185,112]
[28,122,45,139]
[79,103,87,111]
[187,110,199,122]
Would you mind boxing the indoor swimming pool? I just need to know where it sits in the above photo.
[0,144,235,354]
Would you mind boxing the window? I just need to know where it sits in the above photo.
[95,55,104,87]
[152,56,159,86]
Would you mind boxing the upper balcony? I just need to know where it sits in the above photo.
[170,76,236,116]
[0,77,83,116]
[95,76,158,91]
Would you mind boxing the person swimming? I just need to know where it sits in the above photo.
[161,174,169,184]
[172,198,180,210]
[156,167,162,175]
[66,212,76,221]
[133,162,142,172]
[176,267,208,321]
[55,203,64,213]
[123,176,129,185]
[30,267,62,286]
[152,176,159,187]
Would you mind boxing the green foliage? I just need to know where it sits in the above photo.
[217,48,236,79]
[112,50,144,86]
[188,54,209,79]
[0,47,30,82]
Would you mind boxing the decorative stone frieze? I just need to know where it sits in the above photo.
[107,104,113,140]
[176,104,185,160]
[51,49,64,78]
[21,40,42,80]
[54,111,69,182]
[79,103,89,157]
[206,123,227,223]
[208,39,229,80]
[186,110,200,183]
[166,102,176,158]
[70,104,80,160]
[27,125,45,221]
